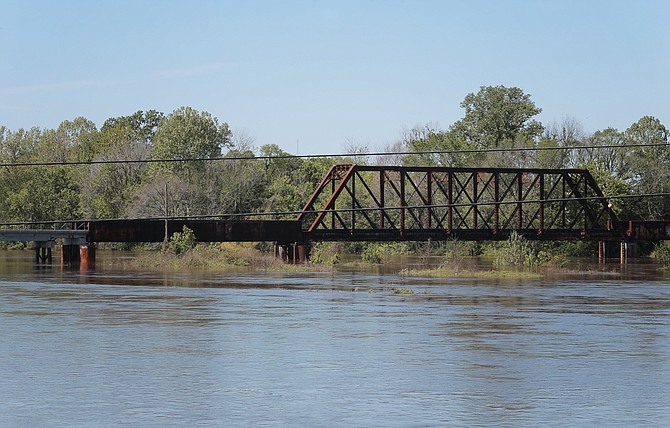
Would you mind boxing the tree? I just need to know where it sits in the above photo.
[406,86,544,168]
[101,110,163,147]
[81,139,151,219]
[625,116,670,219]
[81,112,158,219]
[217,148,266,214]
[5,167,82,221]
[576,128,632,180]
[33,117,98,163]
[449,85,543,150]
[539,117,585,169]
[401,125,477,167]
[0,126,40,164]
[150,106,231,178]
[569,127,636,217]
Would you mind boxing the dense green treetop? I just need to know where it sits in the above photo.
[151,106,231,165]
[449,85,543,149]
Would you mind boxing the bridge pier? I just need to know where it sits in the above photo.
[619,242,637,264]
[34,241,53,264]
[79,244,96,269]
[61,244,80,265]
[60,242,95,267]
[598,240,637,264]
[274,242,309,264]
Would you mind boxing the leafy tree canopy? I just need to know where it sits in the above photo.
[151,106,232,177]
[449,85,543,149]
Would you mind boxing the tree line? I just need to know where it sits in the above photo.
[0,86,668,224]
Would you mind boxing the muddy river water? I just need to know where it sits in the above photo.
[1,251,668,426]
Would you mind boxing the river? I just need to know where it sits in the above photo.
[1,251,669,427]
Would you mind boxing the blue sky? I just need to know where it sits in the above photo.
[1,0,668,154]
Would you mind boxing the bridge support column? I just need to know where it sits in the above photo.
[34,241,53,264]
[598,241,617,263]
[294,244,308,264]
[61,244,80,265]
[274,242,309,264]
[80,244,96,269]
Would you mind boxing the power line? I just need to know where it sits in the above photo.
[0,143,668,168]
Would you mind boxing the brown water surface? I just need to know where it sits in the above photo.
[1,251,668,426]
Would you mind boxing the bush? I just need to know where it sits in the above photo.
[651,241,670,266]
[490,231,551,269]
[164,226,197,255]
[443,239,480,261]
[361,242,410,264]
[309,242,341,265]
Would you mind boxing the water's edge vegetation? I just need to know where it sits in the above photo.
[113,227,670,279]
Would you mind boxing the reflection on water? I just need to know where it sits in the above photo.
[0,251,669,426]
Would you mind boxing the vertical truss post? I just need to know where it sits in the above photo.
[351,172,356,234]
[539,172,545,236]
[472,172,478,229]
[517,172,523,229]
[331,174,336,230]
[562,177,567,227]
[426,171,432,229]
[379,170,385,229]
[494,172,499,234]
[448,171,453,235]
[400,169,406,237]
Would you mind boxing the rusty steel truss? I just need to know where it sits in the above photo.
[297,164,626,241]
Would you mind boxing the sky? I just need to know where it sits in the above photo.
[1,0,668,155]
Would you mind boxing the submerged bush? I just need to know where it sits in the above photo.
[361,242,409,264]
[490,231,551,269]
[309,242,341,265]
[164,226,197,255]
[651,241,670,266]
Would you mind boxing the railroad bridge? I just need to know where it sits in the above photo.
[1,165,669,265]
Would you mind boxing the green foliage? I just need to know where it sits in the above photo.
[218,149,267,214]
[625,116,670,220]
[265,175,303,216]
[402,125,477,167]
[361,242,409,264]
[450,85,543,150]
[5,167,82,221]
[0,126,40,163]
[443,239,480,259]
[151,106,231,178]
[549,241,597,258]
[309,242,341,265]
[164,226,197,256]
[101,110,163,146]
[489,232,552,269]
[651,241,670,266]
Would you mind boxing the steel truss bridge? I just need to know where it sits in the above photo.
[1,165,669,264]
[297,164,668,243]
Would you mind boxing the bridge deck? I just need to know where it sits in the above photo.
[88,219,303,243]
[0,229,87,245]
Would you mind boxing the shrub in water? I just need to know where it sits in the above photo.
[165,226,197,255]
[492,231,548,269]
[309,242,341,265]
[652,241,670,266]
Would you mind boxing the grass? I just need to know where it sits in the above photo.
[400,266,543,279]
[129,242,333,273]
